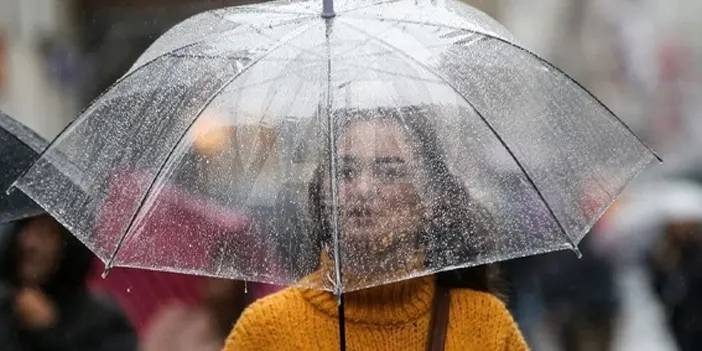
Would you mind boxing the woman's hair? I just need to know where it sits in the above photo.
[306,105,501,293]
[0,214,93,297]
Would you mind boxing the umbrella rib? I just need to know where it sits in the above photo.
[344,16,661,162]
[340,21,583,253]
[324,20,344,297]
[103,22,317,272]
[212,6,317,20]
[246,5,416,65]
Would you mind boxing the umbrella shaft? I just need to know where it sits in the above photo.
[338,293,346,351]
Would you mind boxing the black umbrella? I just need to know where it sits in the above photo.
[0,110,47,223]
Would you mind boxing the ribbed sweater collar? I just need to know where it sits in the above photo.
[299,276,435,325]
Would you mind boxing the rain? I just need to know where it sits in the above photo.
[1,0,700,350]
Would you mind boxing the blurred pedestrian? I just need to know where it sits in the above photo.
[539,234,620,351]
[141,277,246,351]
[0,214,137,351]
[647,218,702,351]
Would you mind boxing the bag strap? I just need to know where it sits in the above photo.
[427,285,451,351]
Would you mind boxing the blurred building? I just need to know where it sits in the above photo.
[0,0,256,139]
[0,0,78,139]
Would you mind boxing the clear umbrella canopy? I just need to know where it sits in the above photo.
[14,0,658,292]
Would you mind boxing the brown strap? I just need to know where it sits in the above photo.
[427,286,450,351]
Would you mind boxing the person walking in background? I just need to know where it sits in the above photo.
[647,218,702,351]
[539,234,620,351]
[0,214,137,351]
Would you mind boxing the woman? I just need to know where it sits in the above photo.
[647,218,702,351]
[0,214,137,351]
[223,106,528,350]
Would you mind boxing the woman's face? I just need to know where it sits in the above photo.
[332,118,428,257]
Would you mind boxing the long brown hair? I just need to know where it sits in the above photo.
[307,105,501,293]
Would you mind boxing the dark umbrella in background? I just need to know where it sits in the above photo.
[0,110,47,223]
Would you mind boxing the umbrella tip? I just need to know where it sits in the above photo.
[322,0,335,18]
[571,244,583,259]
[101,266,112,279]
[5,181,17,196]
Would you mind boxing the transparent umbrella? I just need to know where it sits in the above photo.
[14,0,659,296]
[0,110,46,223]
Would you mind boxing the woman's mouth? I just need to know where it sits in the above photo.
[346,206,375,227]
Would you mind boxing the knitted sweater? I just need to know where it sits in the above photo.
[223,276,528,351]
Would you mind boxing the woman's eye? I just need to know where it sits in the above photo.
[340,167,357,180]
[376,166,407,181]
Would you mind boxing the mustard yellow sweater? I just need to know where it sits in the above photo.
[223,276,528,351]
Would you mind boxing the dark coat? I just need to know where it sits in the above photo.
[0,289,137,351]
[0,219,137,351]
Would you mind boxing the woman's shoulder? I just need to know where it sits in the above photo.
[449,288,508,312]
[245,286,308,315]
[449,288,528,350]
[449,288,514,323]
[223,287,308,351]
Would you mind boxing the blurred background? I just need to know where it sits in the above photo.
[0,0,701,350]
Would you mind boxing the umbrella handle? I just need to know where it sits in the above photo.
[322,0,335,18]
[338,292,346,351]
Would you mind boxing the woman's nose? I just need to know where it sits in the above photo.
[349,173,373,198]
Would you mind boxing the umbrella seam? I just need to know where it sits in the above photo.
[322,17,344,298]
